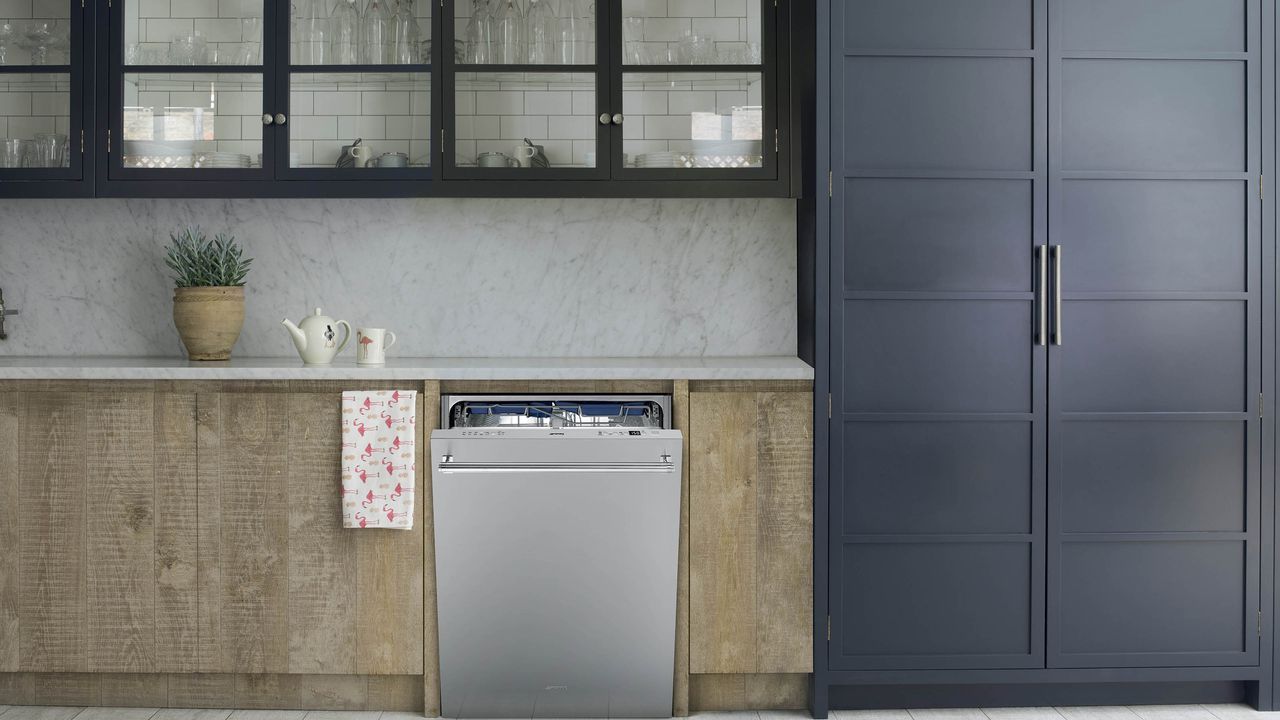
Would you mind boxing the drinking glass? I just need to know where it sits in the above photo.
[0,139,26,168]
[463,0,493,64]
[17,22,52,65]
[525,0,557,64]
[492,0,524,64]
[391,0,421,64]
[677,33,714,64]
[35,133,66,168]
[330,0,361,64]
[557,0,593,63]
[0,23,14,64]
[293,0,329,64]
[362,0,392,63]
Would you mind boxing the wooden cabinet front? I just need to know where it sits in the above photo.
[0,384,425,676]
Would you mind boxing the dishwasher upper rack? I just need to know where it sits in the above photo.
[442,394,672,430]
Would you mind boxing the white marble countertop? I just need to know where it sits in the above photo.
[0,356,815,381]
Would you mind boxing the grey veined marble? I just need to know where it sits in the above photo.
[0,197,797,358]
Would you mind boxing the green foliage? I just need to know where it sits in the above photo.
[164,225,253,288]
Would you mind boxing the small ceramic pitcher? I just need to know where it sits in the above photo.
[356,327,397,366]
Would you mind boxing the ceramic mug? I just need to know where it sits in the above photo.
[513,144,538,168]
[356,327,397,366]
[343,145,373,167]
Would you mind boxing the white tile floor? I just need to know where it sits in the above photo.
[1,709,1279,720]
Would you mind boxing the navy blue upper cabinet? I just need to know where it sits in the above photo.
[0,0,95,198]
[87,0,795,197]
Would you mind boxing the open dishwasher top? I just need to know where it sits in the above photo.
[441,394,672,430]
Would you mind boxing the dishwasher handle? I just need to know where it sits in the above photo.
[438,458,676,474]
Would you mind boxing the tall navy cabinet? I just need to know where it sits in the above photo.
[814,0,1276,713]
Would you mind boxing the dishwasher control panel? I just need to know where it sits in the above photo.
[447,428,665,438]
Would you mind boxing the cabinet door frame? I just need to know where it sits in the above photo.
[826,0,1049,672]
[1044,0,1266,670]
[0,0,96,198]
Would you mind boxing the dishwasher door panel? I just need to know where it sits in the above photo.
[431,432,683,718]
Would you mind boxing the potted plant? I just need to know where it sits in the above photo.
[165,226,253,361]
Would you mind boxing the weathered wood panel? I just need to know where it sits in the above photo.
[98,673,168,707]
[754,393,813,673]
[286,393,356,674]
[690,392,759,674]
[355,390,425,675]
[421,380,442,717]
[153,394,200,672]
[670,380,691,717]
[689,392,813,675]
[19,392,88,672]
[217,394,290,673]
[87,392,157,672]
[0,393,21,672]
[194,394,224,673]
[688,673,808,711]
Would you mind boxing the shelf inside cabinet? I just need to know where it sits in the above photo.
[289,63,432,74]
[0,64,71,73]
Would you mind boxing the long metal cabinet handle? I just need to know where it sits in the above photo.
[1051,245,1063,346]
[437,461,675,474]
[1036,245,1047,346]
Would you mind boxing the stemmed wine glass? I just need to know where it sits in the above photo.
[16,21,53,65]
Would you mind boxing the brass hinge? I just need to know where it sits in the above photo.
[827,393,832,419]
[79,129,84,154]
[106,129,111,154]
[826,615,831,641]
[827,170,832,197]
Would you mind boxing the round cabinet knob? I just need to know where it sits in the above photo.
[599,113,611,126]
[275,113,288,126]
[611,113,624,125]
[261,113,274,126]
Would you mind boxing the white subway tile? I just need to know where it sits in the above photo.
[337,114,386,140]
[715,89,747,113]
[668,89,714,115]
[623,89,667,114]
[644,114,690,140]
[409,90,431,116]
[194,17,243,42]
[30,91,69,116]
[384,114,413,140]
[239,115,263,139]
[642,17,689,42]
[571,90,595,115]
[213,113,242,140]
[289,91,314,115]
[291,114,337,140]
[667,0,716,17]
[622,0,668,19]
[0,0,34,19]
[476,90,524,115]
[715,0,747,18]
[144,17,195,42]
[546,114,593,140]
[170,0,219,18]
[1,91,37,116]
[216,90,261,116]
[361,90,410,115]
[500,114,548,140]
[523,90,573,116]
[312,90,360,116]
[622,115,644,139]
[691,16,739,41]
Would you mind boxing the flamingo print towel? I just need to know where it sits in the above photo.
[341,390,417,529]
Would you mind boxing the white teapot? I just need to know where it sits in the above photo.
[282,308,351,365]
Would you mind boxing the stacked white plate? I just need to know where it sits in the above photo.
[635,151,689,169]
[196,151,251,169]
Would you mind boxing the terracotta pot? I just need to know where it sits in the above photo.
[173,286,245,361]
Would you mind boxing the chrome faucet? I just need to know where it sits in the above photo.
[0,288,18,340]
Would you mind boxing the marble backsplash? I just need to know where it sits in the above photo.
[0,197,797,358]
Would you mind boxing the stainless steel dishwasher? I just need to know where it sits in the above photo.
[431,395,683,719]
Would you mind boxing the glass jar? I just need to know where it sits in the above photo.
[293,0,328,64]
[463,0,493,64]
[525,0,557,64]
[557,0,593,64]
[330,0,361,64]
[391,0,422,64]
[361,0,392,63]
[493,0,524,65]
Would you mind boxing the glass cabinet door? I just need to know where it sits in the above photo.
[0,0,83,183]
[282,0,433,176]
[613,0,773,178]
[444,0,608,178]
[112,0,270,178]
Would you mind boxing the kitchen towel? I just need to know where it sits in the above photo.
[341,389,417,529]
